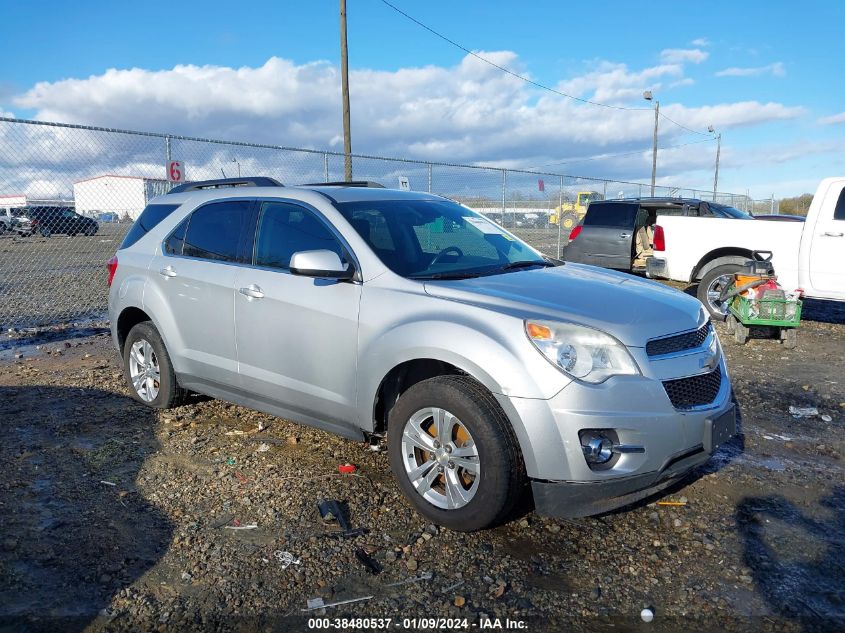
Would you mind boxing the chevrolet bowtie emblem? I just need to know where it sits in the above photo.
[700,351,719,370]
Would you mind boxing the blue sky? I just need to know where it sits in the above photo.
[2,0,844,197]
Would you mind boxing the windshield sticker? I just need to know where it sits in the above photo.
[465,216,507,235]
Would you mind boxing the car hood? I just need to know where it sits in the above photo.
[423,263,706,347]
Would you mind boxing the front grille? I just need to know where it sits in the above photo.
[647,321,712,357]
[662,367,722,410]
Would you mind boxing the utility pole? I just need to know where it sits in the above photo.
[643,91,658,196]
[712,133,721,200]
[340,0,352,181]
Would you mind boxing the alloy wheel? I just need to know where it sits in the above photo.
[400,407,480,510]
[128,339,160,402]
[706,274,734,316]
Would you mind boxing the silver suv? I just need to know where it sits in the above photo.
[108,178,735,531]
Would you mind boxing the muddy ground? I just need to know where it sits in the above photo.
[0,304,843,632]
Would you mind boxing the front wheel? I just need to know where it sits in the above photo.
[388,376,526,531]
[40,226,51,238]
[559,212,580,231]
[781,328,797,349]
[123,321,187,409]
[698,264,742,320]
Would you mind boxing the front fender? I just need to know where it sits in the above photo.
[356,315,570,429]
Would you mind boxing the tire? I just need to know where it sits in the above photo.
[781,328,797,349]
[559,212,580,231]
[726,314,737,335]
[697,264,742,320]
[734,321,748,345]
[84,225,97,237]
[0,223,6,235]
[122,321,187,409]
[387,375,526,531]
[40,226,51,238]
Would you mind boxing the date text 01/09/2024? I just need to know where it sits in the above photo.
[306,617,528,629]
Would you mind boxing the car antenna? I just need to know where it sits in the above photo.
[220,167,228,178]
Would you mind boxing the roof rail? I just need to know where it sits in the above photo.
[299,181,385,188]
[168,177,283,194]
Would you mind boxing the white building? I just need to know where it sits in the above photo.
[73,175,171,220]
[0,194,74,209]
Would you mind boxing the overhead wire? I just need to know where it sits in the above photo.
[528,137,715,170]
[379,0,715,136]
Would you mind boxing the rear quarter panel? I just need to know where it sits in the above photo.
[657,216,803,288]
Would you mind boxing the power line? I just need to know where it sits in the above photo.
[380,0,648,112]
[658,111,711,136]
[528,137,715,170]
[379,0,715,137]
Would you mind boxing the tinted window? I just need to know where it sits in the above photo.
[834,189,845,221]
[254,202,343,270]
[336,199,541,278]
[164,217,189,255]
[182,200,254,263]
[120,203,180,249]
[707,203,754,219]
[583,203,638,228]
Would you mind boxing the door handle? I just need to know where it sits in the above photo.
[823,231,844,237]
[159,266,177,278]
[238,284,265,299]
[620,232,631,238]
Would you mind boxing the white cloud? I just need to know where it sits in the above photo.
[690,38,710,47]
[715,62,786,77]
[818,112,845,125]
[660,48,709,64]
[670,78,695,88]
[4,53,807,193]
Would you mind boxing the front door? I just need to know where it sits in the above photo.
[147,198,255,389]
[235,200,361,432]
[809,183,845,298]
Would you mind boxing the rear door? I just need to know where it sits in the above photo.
[564,202,638,270]
[809,184,845,297]
[234,199,362,434]
[147,198,256,388]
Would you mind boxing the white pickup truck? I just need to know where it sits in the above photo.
[647,177,845,318]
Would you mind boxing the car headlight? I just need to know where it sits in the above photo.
[525,320,640,384]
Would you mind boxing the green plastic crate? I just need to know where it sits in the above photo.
[729,294,802,327]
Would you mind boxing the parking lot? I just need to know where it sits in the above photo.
[0,224,129,328]
[1,292,843,632]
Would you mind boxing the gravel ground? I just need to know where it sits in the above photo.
[0,304,843,632]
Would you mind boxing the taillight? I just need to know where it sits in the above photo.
[107,255,118,287]
[569,225,582,241]
[653,225,665,251]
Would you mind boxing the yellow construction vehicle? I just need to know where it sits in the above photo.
[550,191,604,229]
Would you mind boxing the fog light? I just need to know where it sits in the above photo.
[582,435,614,464]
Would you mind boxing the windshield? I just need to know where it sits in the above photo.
[335,198,546,279]
[709,203,754,219]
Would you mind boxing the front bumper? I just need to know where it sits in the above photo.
[531,405,735,518]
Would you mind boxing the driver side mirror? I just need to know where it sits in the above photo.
[289,250,354,280]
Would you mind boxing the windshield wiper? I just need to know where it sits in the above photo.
[408,271,486,280]
[496,260,557,272]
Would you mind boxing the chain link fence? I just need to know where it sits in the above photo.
[0,117,755,329]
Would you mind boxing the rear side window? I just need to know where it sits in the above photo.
[119,203,180,249]
[182,200,254,263]
[834,188,845,220]
[583,203,638,228]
